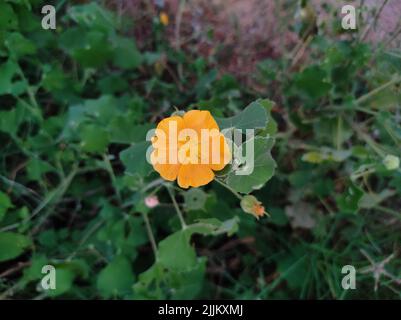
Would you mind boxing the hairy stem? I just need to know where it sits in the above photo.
[142,212,158,260]
[166,184,187,229]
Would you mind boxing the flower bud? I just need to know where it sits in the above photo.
[144,195,159,208]
[240,195,266,219]
[383,154,400,171]
[159,12,169,26]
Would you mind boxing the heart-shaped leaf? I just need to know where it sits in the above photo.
[216,99,269,130]
[226,137,276,194]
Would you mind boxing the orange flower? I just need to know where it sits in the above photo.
[240,195,266,219]
[159,12,169,26]
[150,110,231,188]
[252,202,265,218]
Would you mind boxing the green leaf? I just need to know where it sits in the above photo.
[6,0,31,9]
[157,230,197,271]
[79,124,109,153]
[257,58,279,82]
[135,216,237,299]
[0,232,32,262]
[291,65,332,100]
[313,117,352,146]
[275,246,309,290]
[97,256,135,298]
[98,74,128,94]
[26,158,54,181]
[67,3,116,32]
[359,189,396,209]
[112,36,142,70]
[216,99,268,130]
[46,268,75,297]
[0,2,18,30]
[96,216,147,259]
[336,183,364,213]
[134,258,206,299]
[364,76,401,111]
[39,260,89,297]
[226,137,276,194]
[108,119,153,144]
[259,98,277,136]
[270,207,289,226]
[41,65,69,91]
[157,217,238,273]
[63,96,117,137]
[0,102,29,136]
[183,188,208,211]
[5,32,36,57]
[188,217,239,236]
[195,69,218,99]
[120,141,152,178]
[21,255,48,285]
[60,27,113,68]
[0,191,13,222]
[377,111,401,143]
[0,59,27,95]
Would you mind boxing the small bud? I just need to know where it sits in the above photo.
[240,195,266,219]
[383,154,400,171]
[145,195,159,208]
[159,12,169,26]
[154,60,165,76]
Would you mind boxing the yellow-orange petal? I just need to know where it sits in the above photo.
[209,133,232,171]
[152,115,184,149]
[253,203,265,217]
[177,164,215,188]
[151,148,180,180]
[153,162,181,181]
[183,110,219,134]
[156,115,184,133]
[159,12,169,26]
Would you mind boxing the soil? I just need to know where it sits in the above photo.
[116,0,401,82]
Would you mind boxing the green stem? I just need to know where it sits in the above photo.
[67,219,105,261]
[327,105,377,116]
[103,154,122,204]
[356,76,401,105]
[16,65,39,110]
[142,178,164,193]
[351,167,376,181]
[31,165,78,234]
[329,77,401,116]
[214,178,243,200]
[166,184,187,229]
[336,116,342,150]
[142,212,158,260]
[346,118,386,157]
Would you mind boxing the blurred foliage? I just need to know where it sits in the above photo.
[0,0,400,299]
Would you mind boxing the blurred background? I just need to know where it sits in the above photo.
[0,0,400,299]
